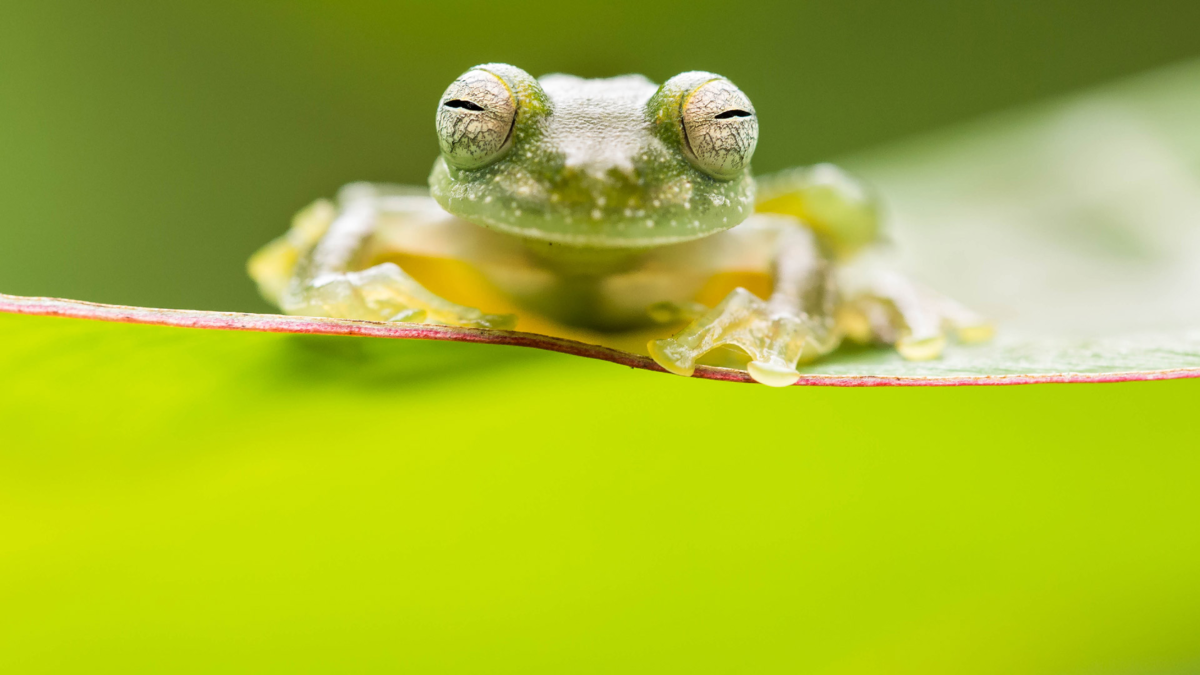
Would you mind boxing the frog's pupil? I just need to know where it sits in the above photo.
[714,109,752,119]
[445,99,485,112]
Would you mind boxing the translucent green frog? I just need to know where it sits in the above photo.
[250,63,991,386]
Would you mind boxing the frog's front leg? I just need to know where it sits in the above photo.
[757,164,993,357]
[248,183,515,329]
[648,162,993,385]
[649,228,840,387]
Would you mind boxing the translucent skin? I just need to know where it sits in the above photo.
[249,64,993,386]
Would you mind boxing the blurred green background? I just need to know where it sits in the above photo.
[3,2,1200,674]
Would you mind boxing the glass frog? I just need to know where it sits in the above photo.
[249,63,992,386]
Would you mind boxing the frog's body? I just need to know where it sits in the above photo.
[250,64,991,386]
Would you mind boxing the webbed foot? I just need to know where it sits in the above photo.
[839,270,993,360]
[282,262,517,330]
[648,287,838,387]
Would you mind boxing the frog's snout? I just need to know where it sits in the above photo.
[544,161,657,216]
[560,135,643,171]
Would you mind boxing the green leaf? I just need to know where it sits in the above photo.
[4,295,1200,674]
[4,294,1200,384]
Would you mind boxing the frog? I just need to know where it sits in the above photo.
[249,63,992,386]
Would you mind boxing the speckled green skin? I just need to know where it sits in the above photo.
[429,64,757,255]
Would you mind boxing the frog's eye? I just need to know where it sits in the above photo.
[680,80,758,180]
[436,70,517,170]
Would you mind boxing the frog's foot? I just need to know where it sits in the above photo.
[248,199,339,306]
[648,288,837,387]
[281,262,517,330]
[839,271,993,361]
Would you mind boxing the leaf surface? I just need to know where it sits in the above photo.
[3,293,1200,385]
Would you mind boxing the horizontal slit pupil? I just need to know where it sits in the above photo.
[445,99,485,112]
[714,109,752,119]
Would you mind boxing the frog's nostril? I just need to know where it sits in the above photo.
[714,109,753,120]
[444,99,485,112]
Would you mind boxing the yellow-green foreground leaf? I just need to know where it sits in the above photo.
[2,307,1200,674]
[3,293,1200,384]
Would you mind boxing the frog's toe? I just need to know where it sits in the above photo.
[649,287,834,386]
[281,273,392,322]
[283,262,514,330]
[649,288,762,379]
[646,338,698,378]
[896,333,948,361]
[938,299,995,345]
[745,359,803,388]
[435,309,518,331]
[839,271,993,361]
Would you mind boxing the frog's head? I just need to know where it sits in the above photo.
[429,63,758,248]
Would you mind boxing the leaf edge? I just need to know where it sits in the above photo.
[2,293,1198,387]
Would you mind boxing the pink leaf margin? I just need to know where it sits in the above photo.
[3,293,1199,387]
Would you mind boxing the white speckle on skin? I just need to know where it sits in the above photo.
[645,219,654,228]
[591,209,603,220]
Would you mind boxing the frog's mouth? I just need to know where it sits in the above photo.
[429,156,756,249]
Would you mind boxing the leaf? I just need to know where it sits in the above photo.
[3,293,1200,385]
[4,281,1200,675]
